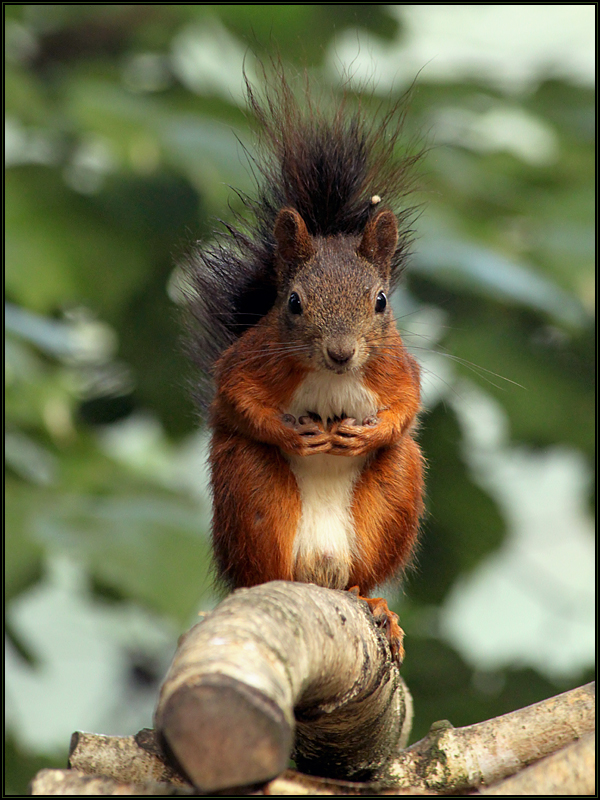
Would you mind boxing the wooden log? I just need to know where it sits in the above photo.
[154,581,410,792]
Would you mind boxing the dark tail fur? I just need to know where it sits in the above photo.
[182,64,424,411]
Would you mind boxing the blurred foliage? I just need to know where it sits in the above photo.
[401,635,595,742]
[411,404,505,605]
[5,736,62,798]
[5,5,594,793]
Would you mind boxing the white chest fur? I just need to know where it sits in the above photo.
[285,371,378,589]
[286,370,378,423]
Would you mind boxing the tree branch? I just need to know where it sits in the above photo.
[29,767,192,796]
[38,685,594,795]
[154,581,410,792]
[387,681,595,792]
[67,729,189,789]
[479,732,595,795]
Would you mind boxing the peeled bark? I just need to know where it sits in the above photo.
[154,581,411,792]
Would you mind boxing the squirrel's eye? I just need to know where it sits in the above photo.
[375,291,387,313]
[288,292,303,315]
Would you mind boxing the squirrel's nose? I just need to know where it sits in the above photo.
[326,344,356,366]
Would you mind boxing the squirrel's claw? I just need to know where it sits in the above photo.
[349,588,405,664]
[367,596,405,664]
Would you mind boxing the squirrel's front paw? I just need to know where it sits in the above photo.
[329,417,378,456]
[282,414,331,455]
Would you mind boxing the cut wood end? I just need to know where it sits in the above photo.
[157,674,293,792]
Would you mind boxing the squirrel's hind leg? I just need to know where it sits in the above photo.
[211,432,300,588]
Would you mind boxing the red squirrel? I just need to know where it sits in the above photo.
[184,72,424,659]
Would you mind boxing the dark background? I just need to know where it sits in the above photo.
[5,5,595,793]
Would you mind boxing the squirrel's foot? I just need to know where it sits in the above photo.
[348,586,405,664]
[282,414,331,455]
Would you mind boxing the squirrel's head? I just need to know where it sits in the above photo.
[273,207,399,374]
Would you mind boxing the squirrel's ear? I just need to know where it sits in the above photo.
[358,209,398,272]
[273,208,314,265]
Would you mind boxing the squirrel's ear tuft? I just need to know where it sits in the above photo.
[273,208,314,265]
[358,210,398,272]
